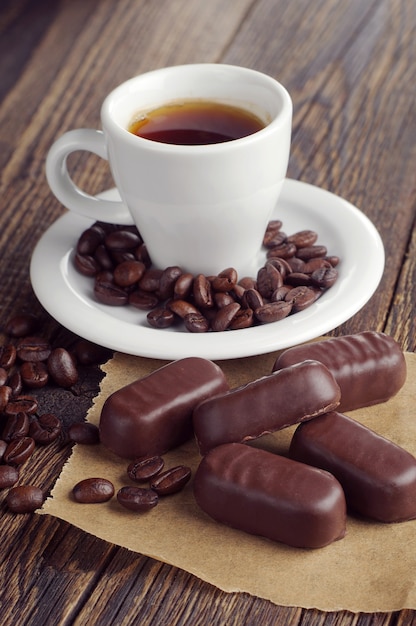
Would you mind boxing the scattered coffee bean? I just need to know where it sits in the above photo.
[0,344,17,369]
[117,486,159,512]
[5,395,38,415]
[2,411,30,442]
[127,455,165,482]
[68,422,100,445]
[150,465,192,496]
[20,361,49,389]
[16,336,51,362]
[29,413,62,445]
[47,348,78,388]
[6,485,44,513]
[0,465,19,489]
[72,477,115,503]
[4,313,40,338]
[3,436,36,466]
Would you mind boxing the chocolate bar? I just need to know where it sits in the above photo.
[289,411,416,522]
[99,357,229,458]
[272,331,406,412]
[193,442,347,548]
[193,360,340,455]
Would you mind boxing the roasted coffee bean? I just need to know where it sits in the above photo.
[113,260,146,287]
[254,301,292,323]
[0,465,19,489]
[0,386,12,411]
[16,336,51,362]
[146,307,176,329]
[5,395,38,415]
[193,274,214,308]
[0,344,17,369]
[243,288,264,311]
[325,255,340,267]
[285,272,312,287]
[257,264,283,298]
[271,285,292,302]
[150,465,191,496]
[311,266,339,288]
[173,272,194,299]
[168,299,199,319]
[138,268,163,292]
[184,312,210,333]
[127,455,165,482]
[302,257,332,274]
[2,412,30,442]
[3,437,35,465]
[6,485,44,513]
[296,244,327,260]
[286,257,306,273]
[8,371,22,397]
[74,253,100,277]
[20,361,49,389]
[286,229,318,248]
[77,227,104,255]
[263,221,284,247]
[104,229,141,250]
[94,244,114,270]
[47,348,78,388]
[158,266,183,300]
[117,486,158,512]
[229,307,254,330]
[238,276,257,290]
[134,243,151,266]
[0,367,8,386]
[214,292,236,308]
[68,422,100,445]
[129,289,160,310]
[73,340,111,365]
[266,257,292,279]
[5,313,40,338]
[94,279,129,306]
[266,241,297,259]
[285,285,321,312]
[0,439,7,462]
[72,477,115,503]
[29,413,62,444]
[211,268,238,292]
[211,302,241,332]
[110,250,136,265]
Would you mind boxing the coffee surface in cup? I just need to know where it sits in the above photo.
[128,99,265,145]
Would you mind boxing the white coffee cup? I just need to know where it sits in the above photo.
[46,63,292,276]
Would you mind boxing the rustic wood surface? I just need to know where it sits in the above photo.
[0,0,415,623]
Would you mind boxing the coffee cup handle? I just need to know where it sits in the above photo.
[45,129,134,225]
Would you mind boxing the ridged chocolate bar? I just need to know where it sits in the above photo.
[272,331,406,412]
[99,357,229,459]
[289,411,416,522]
[193,443,347,548]
[193,360,340,455]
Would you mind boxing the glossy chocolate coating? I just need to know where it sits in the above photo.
[290,411,416,522]
[193,443,347,548]
[272,331,406,412]
[193,360,340,455]
[99,357,228,459]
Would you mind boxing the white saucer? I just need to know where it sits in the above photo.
[30,179,384,360]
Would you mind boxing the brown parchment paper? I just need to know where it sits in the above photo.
[39,348,416,613]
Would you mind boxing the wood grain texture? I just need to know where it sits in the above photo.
[0,0,415,623]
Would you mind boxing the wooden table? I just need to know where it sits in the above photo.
[1,0,415,623]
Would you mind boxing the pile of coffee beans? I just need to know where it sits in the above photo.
[73,220,340,332]
[72,454,191,512]
[0,313,109,513]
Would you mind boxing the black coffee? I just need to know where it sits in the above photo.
[128,99,265,145]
